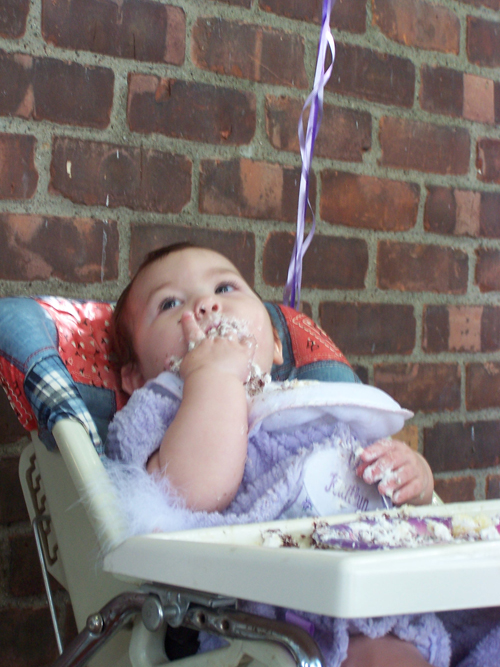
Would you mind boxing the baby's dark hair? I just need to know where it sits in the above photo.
[111,241,197,370]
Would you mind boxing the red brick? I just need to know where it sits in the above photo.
[199,158,315,223]
[477,138,500,184]
[265,96,370,161]
[33,58,114,129]
[321,171,419,231]
[379,117,470,175]
[423,305,487,353]
[424,187,491,238]
[0,134,37,200]
[476,248,500,292]
[486,475,500,499]
[0,214,118,283]
[263,232,368,289]
[327,43,414,108]
[0,389,27,445]
[377,241,468,294]
[9,534,45,597]
[466,362,500,410]
[0,0,30,38]
[420,65,463,117]
[319,302,415,355]
[50,137,191,214]
[0,606,59,666]
[259,0,367,34]
[374,363,461,413]
[129,225,255,286]
[128,75,255,145]
[467,16,500,68]
[372,0,459,53]
[0,457,28,524]
[42,0,185,65]
[424,421,500,472]
[495,82,500,124]
[0,53,113,128]
[192,18,308,88]
[434,477,476,503]
[464,74,495,125]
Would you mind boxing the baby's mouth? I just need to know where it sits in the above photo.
[203,315,249,339]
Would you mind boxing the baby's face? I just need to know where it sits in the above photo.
[123,248,281,389]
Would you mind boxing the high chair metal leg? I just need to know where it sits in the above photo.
[51,591,148,667]
[33,515,64,655]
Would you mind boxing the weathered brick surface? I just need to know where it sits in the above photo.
[372,0,460,53]
[42,0,185,65]
[466,363,500,410]
[199,158,314,223]
[379,118,470,175]
[0,214,119,282]
[327,43,415,108]
[259,0,367,33]
[0,134,38,200]
[265,96,370,161]
[467,17,500,68]
[463,74,496,125]
[129,225,255,285]
[128,75,255,145]
[374,363,461,412]
[0,53,114,128]
[477,138,500,184]
[0,0,30,38]
[321,171,419,231]
[0,390,26,445]
[486,475,500,499]
[423,305,500,353]
[476,249,500,292]
[0,457,28,524]
[425,421,500,472]
[319,302,415,355]
[420,66,463,118]
[192,18,308,88]
[377,242,468,294]
[434,477,476,503]
[50,138,192,213]
[263,232,368,289]
[0,606,59,666]
[424,187,500,238]
[8,534,46,597]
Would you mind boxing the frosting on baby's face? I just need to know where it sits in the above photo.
[121,248,282,392]
[167,314,272,395]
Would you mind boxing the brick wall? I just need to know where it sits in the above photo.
[0,0,499,662]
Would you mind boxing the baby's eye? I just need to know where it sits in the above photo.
[159,297,181,311]
[215,283,235,294]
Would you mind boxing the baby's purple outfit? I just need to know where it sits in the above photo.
[106,372,451,667]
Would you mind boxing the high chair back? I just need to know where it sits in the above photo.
[2,295,350,667]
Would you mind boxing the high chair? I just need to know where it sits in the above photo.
[2,296,500,667]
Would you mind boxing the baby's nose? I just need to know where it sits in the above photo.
[195,296,220,317]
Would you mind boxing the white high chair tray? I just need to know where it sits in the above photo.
[104,499,500,619]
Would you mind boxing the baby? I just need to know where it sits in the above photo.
[107,242,449,667]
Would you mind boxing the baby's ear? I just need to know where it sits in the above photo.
[120,362,145,395]
[273,332,284,366]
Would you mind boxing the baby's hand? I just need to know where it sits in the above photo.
[178,311,255,383]
[355,438,434,506]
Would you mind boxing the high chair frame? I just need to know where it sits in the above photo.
[6,295,500,667]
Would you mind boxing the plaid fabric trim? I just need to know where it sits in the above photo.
[24,355,104,457]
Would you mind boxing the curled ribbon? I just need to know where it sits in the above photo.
[283,0,336,310]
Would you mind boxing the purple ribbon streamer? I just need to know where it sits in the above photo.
[283,0,336,310]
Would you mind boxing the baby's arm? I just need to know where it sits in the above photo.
[146,312,254,513]
[356,439,434,506]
